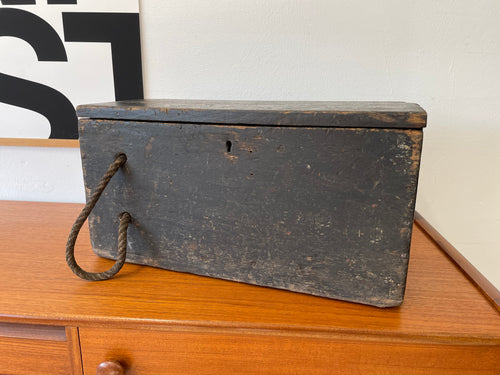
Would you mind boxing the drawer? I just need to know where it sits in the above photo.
[0,322,80,375]
[79,327,499,374]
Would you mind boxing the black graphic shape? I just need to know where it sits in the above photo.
[0,73,78,138]
[0,8,77,138]
[0,7,67,61]
[48,0,77,4]
[1,0,78,3]
[1,1,36,5]
[63,12,144,100]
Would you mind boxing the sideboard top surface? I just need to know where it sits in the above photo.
[0,201,498,344]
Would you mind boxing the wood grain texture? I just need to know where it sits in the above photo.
[414,212,500,312]
[0,201,498,344]
[0,201,499,373]
[0,138,79,147]
[79,119,423,307]
[79,327,499,375]
[76,99,427,128]
[0,336,72,375]
[66,326,84,375]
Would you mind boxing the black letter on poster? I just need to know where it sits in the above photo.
[1,1,78,3]
[0,8,78,139]
[1,1,36,5]
[63,12,144,101]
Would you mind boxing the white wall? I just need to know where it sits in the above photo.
[1,0,499,288]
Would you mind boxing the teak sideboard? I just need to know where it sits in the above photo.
[0,201,499,374]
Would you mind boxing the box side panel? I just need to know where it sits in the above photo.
[79,120,422,307]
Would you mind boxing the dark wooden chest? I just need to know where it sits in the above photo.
[76,100,426,307]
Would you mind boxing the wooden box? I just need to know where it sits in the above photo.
[76,99,426,307]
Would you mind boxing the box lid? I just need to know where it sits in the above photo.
[77,99,426,129]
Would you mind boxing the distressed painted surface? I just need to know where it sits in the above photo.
[79,117,423,307]
[77,99,427,129]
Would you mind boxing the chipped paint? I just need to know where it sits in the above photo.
[79,101,425,308]
[225,154,239,162]
[145,136,155,158]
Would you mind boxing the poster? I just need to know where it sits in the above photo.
[0,0,142,143]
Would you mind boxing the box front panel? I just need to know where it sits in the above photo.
[79,119,422,307]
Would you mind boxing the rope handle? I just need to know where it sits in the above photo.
[66,153,131,281]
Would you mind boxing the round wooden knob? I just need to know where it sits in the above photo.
[96,361,125,375]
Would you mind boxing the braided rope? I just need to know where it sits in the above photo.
[66,153,131,281]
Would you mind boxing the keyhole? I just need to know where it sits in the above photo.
[226,140,232,153]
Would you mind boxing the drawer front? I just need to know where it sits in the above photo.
[79,327,499,375]
[0,323,77,375]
